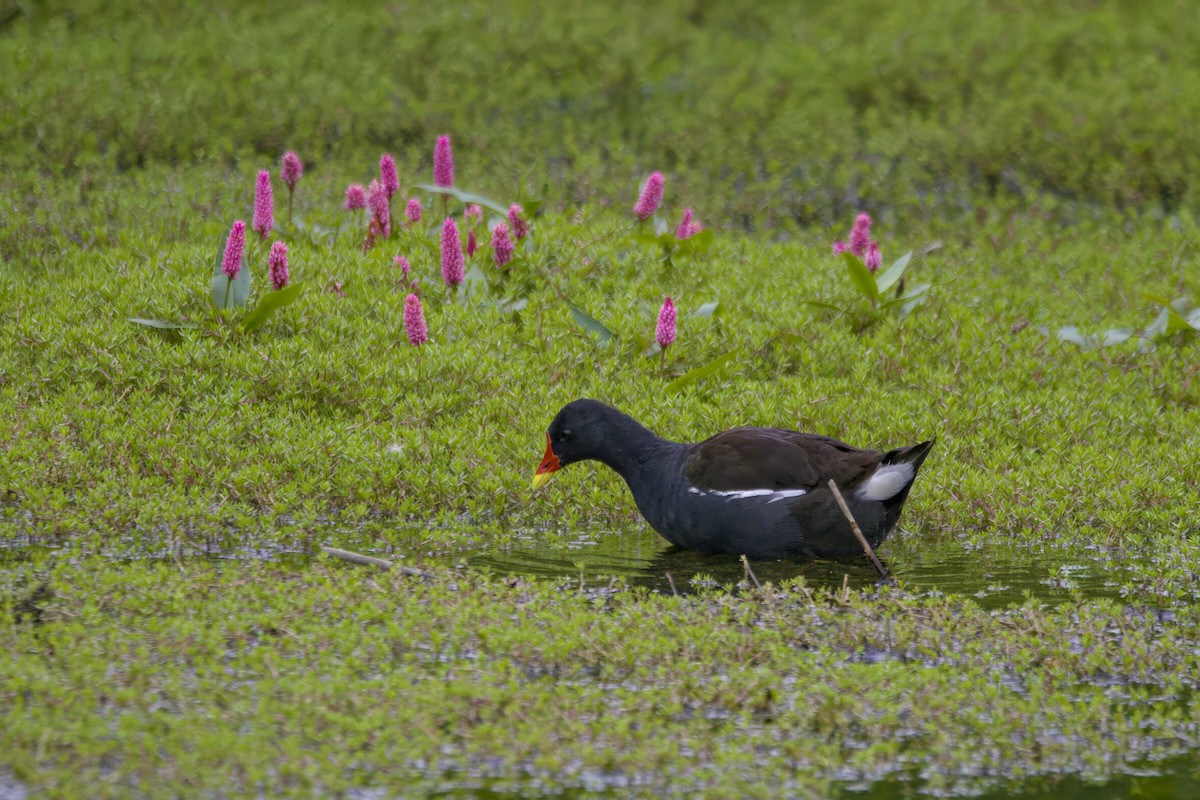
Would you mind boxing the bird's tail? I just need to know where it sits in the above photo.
[884,438,935,471]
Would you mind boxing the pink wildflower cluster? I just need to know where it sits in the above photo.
[268,241,290,290]
[507,204,528,240]
[222,221,246,279]
[367,180,390,238]
[345,184,367,211]
[440,217,464,287]
[833,213,883,271]
[675,208,703,240]
[380,153,400,198]
[656,296,677,349]
[405,197,422,225]
[281,152,303,190]
[404,293,428,346]
[434,136,454,187]
[491,222,514,268]
[253,170,273,240]
[633,172,664,221]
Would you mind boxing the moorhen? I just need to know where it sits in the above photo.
[532,399,934,559]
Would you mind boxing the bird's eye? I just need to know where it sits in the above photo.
[558,429,572,441]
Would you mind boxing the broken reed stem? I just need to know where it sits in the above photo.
[665,571,679,597]
[740,554,762,589]
[826,479,888,579]
[320,546,425,577]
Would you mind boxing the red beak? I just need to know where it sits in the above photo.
[531,433,561,490]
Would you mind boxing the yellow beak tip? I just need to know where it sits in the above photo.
[531,472,553,491]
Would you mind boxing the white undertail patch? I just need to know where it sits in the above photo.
[857,463,915,501]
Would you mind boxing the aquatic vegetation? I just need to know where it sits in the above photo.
[5,2,1200,796]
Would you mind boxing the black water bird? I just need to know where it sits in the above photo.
[532,399,934,559]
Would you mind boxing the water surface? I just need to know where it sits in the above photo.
[470,526,1134,608]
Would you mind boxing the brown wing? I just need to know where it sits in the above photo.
[681,427,884,492]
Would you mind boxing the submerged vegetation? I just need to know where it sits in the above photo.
[3,0,1200,796]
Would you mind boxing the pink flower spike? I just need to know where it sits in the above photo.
[832,241,848,255]
[849,212,872,258]
[405,197,422,225]
[865,241,882,272]
[222,221,246,279]
[253,170,274,240]
[280,152,303,189]
[466,229,477,257]
[434,135,454,187]
[633,172,665,221]
[380,153,400,198]
[675,208,702,240]
[507,204,528,240]
[465,204,483,224]
[491,222,514,268]
[268,240,290,290]
[344,184,367,211]
[440,217,464,287]
[404,293,429,346]
[367,180,390,236]
[394,255,411,278]
[656,296,677,349]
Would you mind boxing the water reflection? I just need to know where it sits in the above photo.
[470,526,1134,608]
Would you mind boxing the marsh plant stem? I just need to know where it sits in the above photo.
[827,479,888,578]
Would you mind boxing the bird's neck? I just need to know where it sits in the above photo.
[593,415,679,482]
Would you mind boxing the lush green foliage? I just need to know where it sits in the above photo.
[3,164,1199,555]
[5,1,1200,796]
[5,0,1200,221]
[5,561,1200,797]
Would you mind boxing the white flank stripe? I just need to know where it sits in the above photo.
[857,463,915,501]
[688,486,808,503]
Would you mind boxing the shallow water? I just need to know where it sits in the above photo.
[469,525,1134,609]
[0,521,1136,609]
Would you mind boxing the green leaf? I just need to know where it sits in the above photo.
[1056,326,1094,348]
[1101,328,1134,346]
[494,297,527,314]
[569,305,615,344]
[693,301,721,319]
[1145,304,1195,340]
[241,283,305,332]
[842,252,879,303]
[1166,308,1194,335]
[880,282,932,311]
[678,228,714,254]
[412,184,509,217]
[1141,292,1176,308]
[1143,308,1170,340]
[800,299,847,313]
[128,318,196,330]
[462,263,489,301]
[665,351,737,394]
[875,250,913,294]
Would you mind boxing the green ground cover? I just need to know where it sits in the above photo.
[4,0,1200,796]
